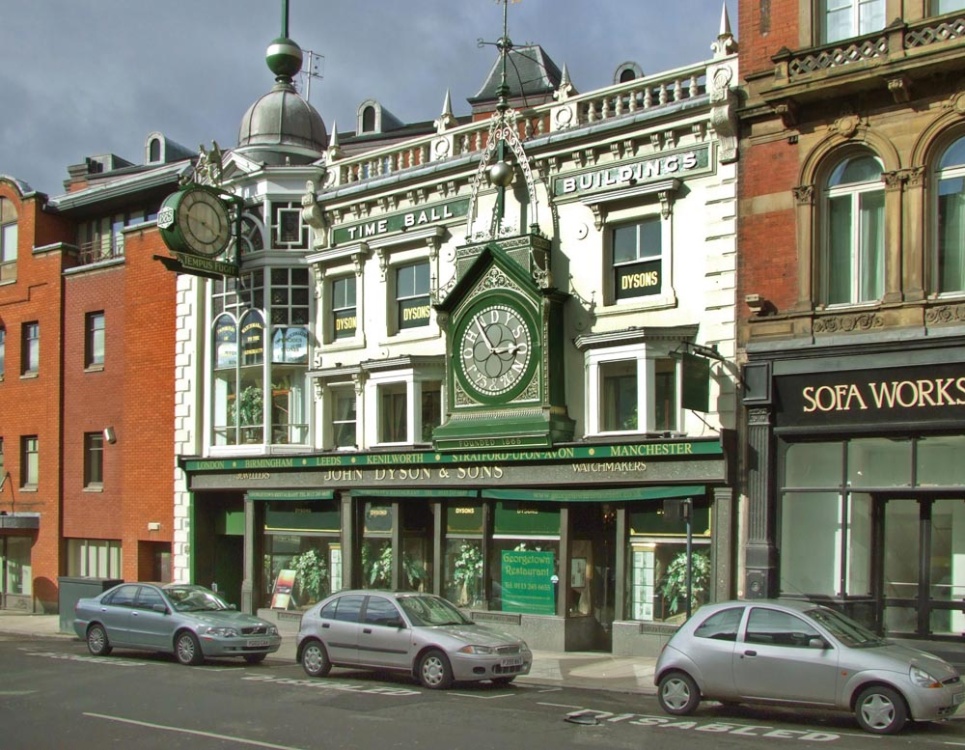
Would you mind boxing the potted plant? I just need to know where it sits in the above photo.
[452,541,483,605]
[235,385,263,440]
[660,549,710,616]
[290,549,327,606]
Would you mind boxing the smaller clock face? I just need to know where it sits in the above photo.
[458,303,534,398]
[177,189,231,257]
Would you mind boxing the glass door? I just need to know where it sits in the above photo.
[880,497,965,637]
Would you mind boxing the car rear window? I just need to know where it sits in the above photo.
[694,607,743,641]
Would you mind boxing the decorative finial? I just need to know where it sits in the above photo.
[712,3,738,57]
[435,90,457,133]
[266,0,303,83]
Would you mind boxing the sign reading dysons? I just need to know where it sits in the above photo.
[776,362,965,429]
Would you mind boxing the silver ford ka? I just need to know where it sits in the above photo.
[73,582,281,665]
[296,590,532,689]
[654,599,964,734]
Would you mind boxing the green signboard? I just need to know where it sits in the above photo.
[332,198,470,246]
[447,503,484,534]
[265,500,340,533]
[494,502,559,536]
[682,353,710,413]
[501,550,556,615]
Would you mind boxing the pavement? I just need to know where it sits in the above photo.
[0,611,658,694]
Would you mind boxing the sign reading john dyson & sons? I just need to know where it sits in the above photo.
[775,362,965,430]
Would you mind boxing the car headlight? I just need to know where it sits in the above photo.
[268,625,279,636]
[458,645,495,655]
[199,626,240,638]
[910,664,943,688]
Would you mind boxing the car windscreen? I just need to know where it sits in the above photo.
[805,606,885,647]
[398,596,472,627]
[165,587,230,612]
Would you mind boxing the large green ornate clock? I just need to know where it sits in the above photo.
[456,300,535,400]
[158,185,232,258]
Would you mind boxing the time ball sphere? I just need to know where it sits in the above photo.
[488,161,514,188]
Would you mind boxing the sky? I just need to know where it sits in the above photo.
[1,1,735,197]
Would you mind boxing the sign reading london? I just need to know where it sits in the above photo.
[332,198,470,245]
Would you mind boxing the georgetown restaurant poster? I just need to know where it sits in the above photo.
[500,550,555,615]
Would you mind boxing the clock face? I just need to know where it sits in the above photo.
[458,303,534,398]
[177,188,231,257]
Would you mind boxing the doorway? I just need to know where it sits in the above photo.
[878,497,965,637]
[0,535,32,611]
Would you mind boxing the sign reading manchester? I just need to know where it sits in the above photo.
[776,362,965,429]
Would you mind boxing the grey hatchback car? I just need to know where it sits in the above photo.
[296,590,532,689]
[73,582,281,665]
[655,599,964,734]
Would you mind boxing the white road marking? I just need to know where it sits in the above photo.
[0,690,37,696]
[84,713,307,750]
[450,691,515,700]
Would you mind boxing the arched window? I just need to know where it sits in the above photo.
[0,197,18,283]
[822,153,884,305]
[148,138,162,163]
[936,135,965,294]
[362,106,376,133]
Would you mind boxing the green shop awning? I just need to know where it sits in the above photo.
[246,489,335,502]
[352,488,478,499]
[481,485,704,503]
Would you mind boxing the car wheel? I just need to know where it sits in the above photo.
[86,624,113,656]
[174,631,204,666]
[244,654,267,665]
[855,685,908,734]
[657,671,701,716]
[418,649,454,690]
[300,640,332,678]
[492,676,516,686]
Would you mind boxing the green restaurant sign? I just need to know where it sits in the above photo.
[501,549,555,615]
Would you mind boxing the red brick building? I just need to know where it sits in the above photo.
[0,133,191,611]
[738,0,965,647]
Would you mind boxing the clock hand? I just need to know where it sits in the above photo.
[475,318,494,353]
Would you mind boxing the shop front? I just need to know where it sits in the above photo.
[183,437,733,653]
[744,345,965,645]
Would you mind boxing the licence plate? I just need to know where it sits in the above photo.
[500,657,523,668]
[954,692,964,706]
[246,640,270,648]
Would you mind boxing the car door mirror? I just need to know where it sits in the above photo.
[386,617,405,628]
[808,636,829,649]
[152,603,169,614]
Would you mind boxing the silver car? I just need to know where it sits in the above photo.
[73,583,281,666]
[655,599,964,734]
[296,590,532,689]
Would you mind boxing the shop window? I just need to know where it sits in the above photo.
[83,431,104,489]
[0,196,17,282]
[490,501,560,614]
[444,502,485,608]
[20,435,38,489]
[331,387,357,449]
[2,536,33,597]
[263,521,341,610]
[21,321,39,376]
[379,384,407,444]
[66,538,121,577]
[821,153,884,306]
[331,276,357,341]
[396,261,431,331]
[610,216,662,302]
[85,311,105,369]
[821,0,885,44]
[936,135,965,294]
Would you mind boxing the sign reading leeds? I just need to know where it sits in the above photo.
[776,363,965,429]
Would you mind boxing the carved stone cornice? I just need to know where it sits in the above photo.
[813,312,884,333]
[925,303,965,325]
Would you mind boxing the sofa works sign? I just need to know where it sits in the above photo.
[776,362,965,429]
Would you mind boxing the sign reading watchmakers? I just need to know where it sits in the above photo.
[775,362,965,429]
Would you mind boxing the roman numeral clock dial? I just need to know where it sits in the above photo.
[457,303,534,399]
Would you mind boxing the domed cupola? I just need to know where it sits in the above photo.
[236,29,327,165]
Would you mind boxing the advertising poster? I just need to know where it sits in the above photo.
[270,569,296,610]
[501,550,555,614]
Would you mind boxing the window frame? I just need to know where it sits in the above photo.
[819,0,886,44]
[394,260,432,333]
[20,435,38,489]
[0,196,18,283]
[21,321,39,376]
[610,215,664,303]
[85,311,106,369]
[83,431,104,489]
[934,134,965,296]
[820,152,885,307]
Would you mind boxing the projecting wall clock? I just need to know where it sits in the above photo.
[455,299,536,400]
[158,185,232,258]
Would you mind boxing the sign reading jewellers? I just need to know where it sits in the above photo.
[553,145,711,197]
[775,362,965,430]
[333,198,470,245]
